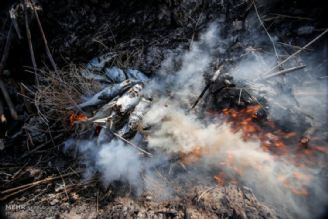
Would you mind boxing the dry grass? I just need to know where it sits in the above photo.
[33,64,102,125]
[30,37,144,128]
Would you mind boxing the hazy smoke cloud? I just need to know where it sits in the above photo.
[67,22,327,218]
[96,140,143,191]
[145,23,220,105]
[142,22,328,218]
[229,48,328,134]
[143,100,327,218]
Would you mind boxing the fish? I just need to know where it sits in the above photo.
[104,67,126,83]
[76,79,138,109]
[118,97,152,139]
[88,83,144,122]
[126,69,149,82]
[114,83,144,114]
[86,53,116,70]
[87,101,116,123]
[80,69,111,83]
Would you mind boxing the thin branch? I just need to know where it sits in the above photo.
[255,65,306,81]
[0,98,6,123]
[190,66,223,110]
[23,0,39,86]
[252,0,279,61]
[262,28,328,76]
[0,80,17,119]
[111,131,153,157]
[9,6,22,39]
[0,23,13,75]
[20,133,64,158]
[0,171,80,201]
[29,0,58,72]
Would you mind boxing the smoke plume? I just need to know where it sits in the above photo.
[66,22,328,218]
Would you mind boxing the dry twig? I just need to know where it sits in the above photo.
[0,171,80,201]
[0,23,13,75]
[190,66,223,110]
[262,28,328,76]
[21,133,64,158]
[112,131,153,157]
[252,0,279,61]
[23,0,39,86]
[29,0,58,72]
[255,65,306,81]
[9,6,22,39]
[0,80,17,119]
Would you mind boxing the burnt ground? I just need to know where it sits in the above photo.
[0,0,328,218]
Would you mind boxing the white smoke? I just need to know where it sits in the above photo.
[229,49,328,135]
[66,22,327,218]
[96,140,143,191]
[145,23,221,105]
[142,22,328,218]
[143,101,328,218]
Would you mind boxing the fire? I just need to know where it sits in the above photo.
[69,113,88,127]
[278,172,312,196]
[213,173,225,186]
[207,104,327,196]
[179,146,203,165]
[220,105,297,154]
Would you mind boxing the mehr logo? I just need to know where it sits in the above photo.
[5,204,26,211]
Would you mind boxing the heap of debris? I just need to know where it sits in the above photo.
[1,0,328,219]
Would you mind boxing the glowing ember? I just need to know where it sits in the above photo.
[277,172,312,196]
[208,104,327,196]
[299,136,310,147]
[179,146,203,165]
[69,113,88,127]
[214,173,225,186]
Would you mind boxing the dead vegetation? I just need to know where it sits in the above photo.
[1,0,328,219]
[33,65,102,123]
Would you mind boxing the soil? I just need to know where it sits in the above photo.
[1,0,327,218]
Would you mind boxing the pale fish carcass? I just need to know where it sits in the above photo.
[126,69,149,82]
[118,97,152,139]
[86,53,116,70]
[114,83,144,115]
[88,83,143,123]
[87,99,117,123]
[104,66,126,83]
[80,69,111,83]
[76,79,138,109]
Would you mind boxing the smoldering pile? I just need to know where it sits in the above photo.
[67,53,154,153]
[1,0,328,218]
[64,48,283,219]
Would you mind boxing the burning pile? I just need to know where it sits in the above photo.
[68,54,153,152]
[2,1,327,218]
[58,15,328,215]
[62,21,328,218]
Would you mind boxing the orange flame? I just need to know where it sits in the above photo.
[179,146,203,165]
[278,172,312,196]
[214,173,225,186]
[208,104,327,196]
[69,113,88,127]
